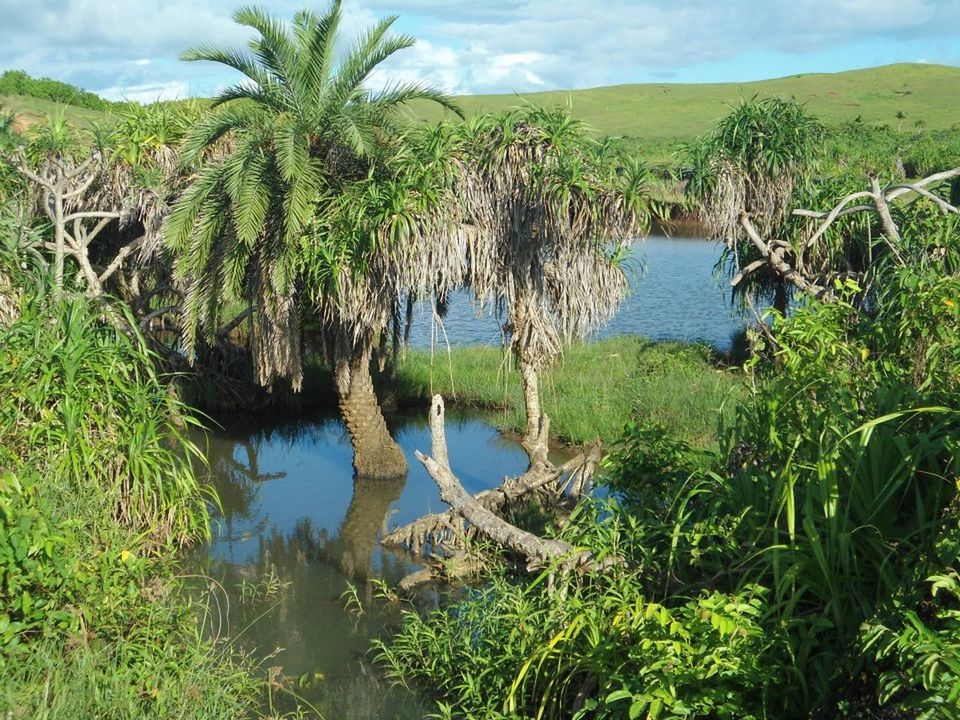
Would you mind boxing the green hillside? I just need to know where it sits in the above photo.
[2,63,958,143]
[409,63,960,142]
[0,93,111,128]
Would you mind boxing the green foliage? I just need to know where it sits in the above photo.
[683,97,823,310]
[862,572,960,719]
[0,471,259,717]
[0,70,116,111]
[695,96,823,183]
[109,99,207,169]
[821,123,960,178]
[167,0,456,378]
[382,213,960,717]
[0,242,263,716]
[377,510,785,720]
[0,296,259,718]
[0,291,210,545]
[0,472,77,649]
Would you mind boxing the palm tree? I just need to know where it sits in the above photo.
[685,97,823,312]
[166,2,459,478]
[300,146,465,478]
[442,108,656,461]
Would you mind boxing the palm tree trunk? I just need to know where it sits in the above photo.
[335,340,407,479]
[519,356,549,465]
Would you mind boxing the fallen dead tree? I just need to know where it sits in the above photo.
[386,396,611,588]
[382,418,601,556]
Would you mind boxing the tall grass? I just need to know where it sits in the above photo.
[0,273,263,716]
[0,292,210,545]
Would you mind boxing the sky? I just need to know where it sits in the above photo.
[0,0,958,102]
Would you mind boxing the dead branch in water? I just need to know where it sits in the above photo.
[382,433,602,555]
[399,395,608,576]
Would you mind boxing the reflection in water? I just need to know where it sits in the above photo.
[192,408,531,719]
[326,475,406,581]
[187,236,740,716]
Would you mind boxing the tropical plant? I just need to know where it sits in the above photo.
[0,255,263,716]
[684,97,823,311]
[424,107,657,460]
[0,287,210,544]
[377,501,788,720]
[862,572,960,720]
[166,1,459,477]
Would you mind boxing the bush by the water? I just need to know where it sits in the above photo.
[0,274,260,717]
[380,221,960,718]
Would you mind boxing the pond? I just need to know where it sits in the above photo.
[406,235,745,352]
[193,408,536,719]
[192,235,744,717]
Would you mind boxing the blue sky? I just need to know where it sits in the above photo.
[0,0,957,102]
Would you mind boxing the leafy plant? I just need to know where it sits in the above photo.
[862,572,960,719]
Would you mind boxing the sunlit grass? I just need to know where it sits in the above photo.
[393,336,743,448]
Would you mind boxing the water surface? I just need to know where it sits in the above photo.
[192,236,743,717]
[407,236,744,351]
[195,408,532,718]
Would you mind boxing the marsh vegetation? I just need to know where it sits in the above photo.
[1,3,959,719]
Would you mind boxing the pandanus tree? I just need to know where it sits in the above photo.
[685,97,823,312]
[446,108,656,461]
[1,107,197,319]
[165,2,458,477]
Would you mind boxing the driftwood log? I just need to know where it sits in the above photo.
[382,422,601,555]
[391,395,607,578]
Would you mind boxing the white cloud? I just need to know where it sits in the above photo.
[0,0,957,98]
[362,0,960,91]
[99,80,190,103]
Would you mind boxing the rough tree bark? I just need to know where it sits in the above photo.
[335,339,407,479]
[519,357,550,465]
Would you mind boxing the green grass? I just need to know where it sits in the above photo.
[392,336,743,448]
[5,63,960,144]
[0,94,111,129]
[406,63,960,142]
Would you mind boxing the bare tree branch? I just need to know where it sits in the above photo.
[740,213,834,300]
[413,395,606,571]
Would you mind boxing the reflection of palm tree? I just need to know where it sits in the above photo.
[199,432,287,559]
[206,436,286,519]
[326,475,406,580]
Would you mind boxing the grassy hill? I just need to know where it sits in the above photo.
[1,94,111,129]
[409,63,960,142]
[3,63,959,143]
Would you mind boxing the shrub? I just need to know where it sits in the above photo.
[0,69,115,111]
